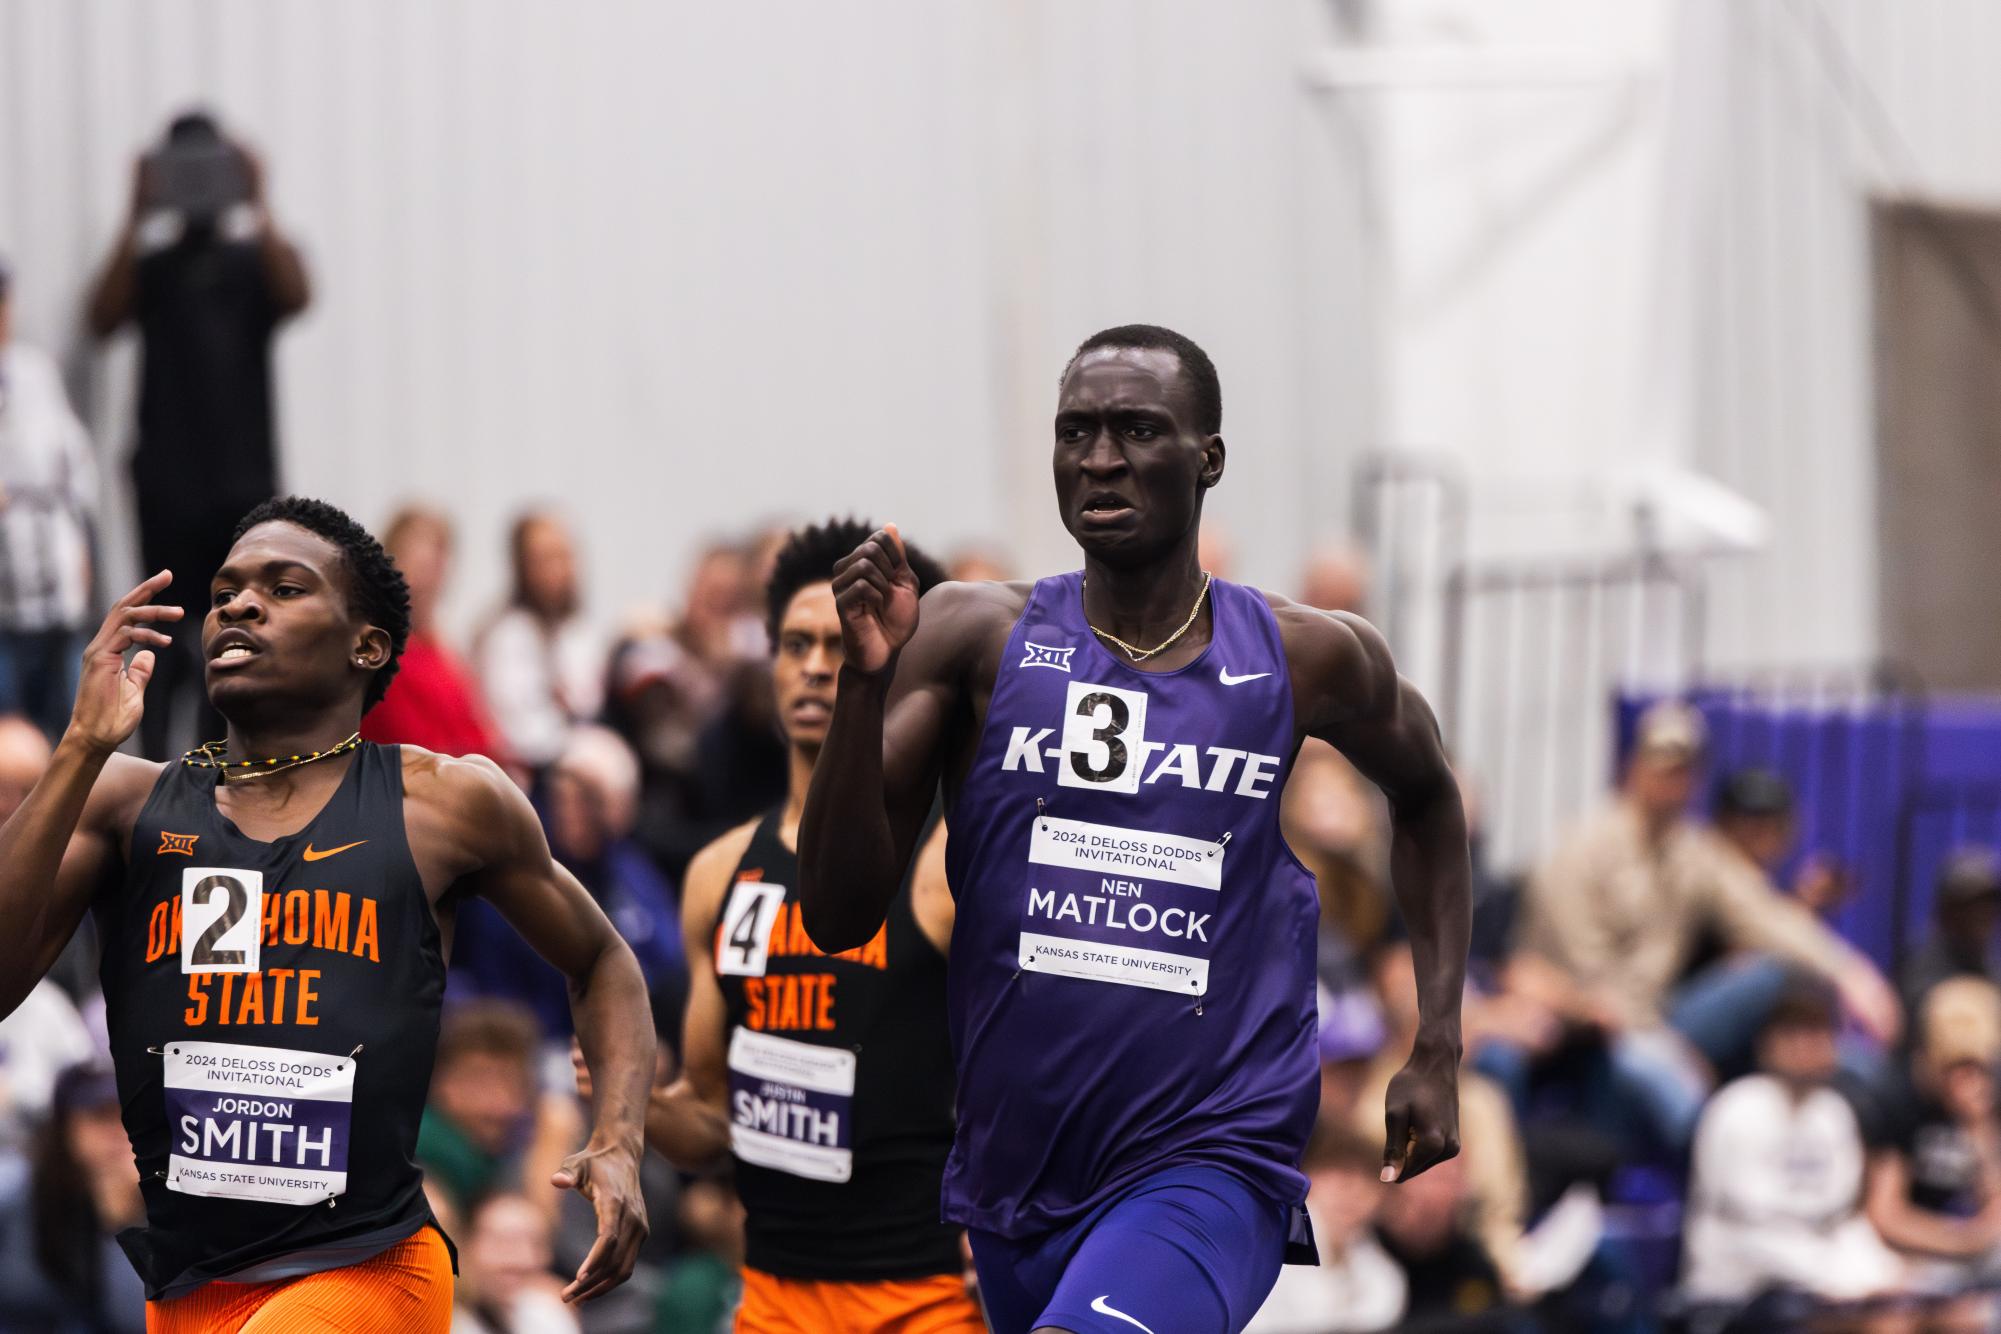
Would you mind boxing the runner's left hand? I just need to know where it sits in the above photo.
[553,1139,648,1302]
[1381,1043,1460,1183]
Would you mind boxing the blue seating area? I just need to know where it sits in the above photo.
[1616,688,2001,971]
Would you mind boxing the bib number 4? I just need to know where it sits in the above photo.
[717,881,786,978]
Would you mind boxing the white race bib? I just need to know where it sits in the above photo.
[1018,814,1223,996]
[727,1028,856,1183]
[180,868,264,974]
[164,1040,356,1205]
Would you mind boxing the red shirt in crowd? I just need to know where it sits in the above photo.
[361,632,508,761]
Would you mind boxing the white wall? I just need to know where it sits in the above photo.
[8,0,2001,712]
[0,0,1371,642]
[1358,0,2001,677]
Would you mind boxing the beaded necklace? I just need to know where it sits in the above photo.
[182,731,362,783]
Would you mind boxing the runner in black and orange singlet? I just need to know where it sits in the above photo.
[0,497,655,1332]
[588,518,982,1332]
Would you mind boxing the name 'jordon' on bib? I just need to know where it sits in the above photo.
[164,1039,357,1206]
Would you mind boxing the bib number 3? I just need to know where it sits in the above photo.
[1058,680,1149,795]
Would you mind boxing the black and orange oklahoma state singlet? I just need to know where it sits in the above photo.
[714,809,960,1280]
[97,742,448,1300]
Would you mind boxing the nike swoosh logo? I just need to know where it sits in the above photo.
[1091,1296,1157,1334]
[302,840,367,862]
[1219,668,1270,685]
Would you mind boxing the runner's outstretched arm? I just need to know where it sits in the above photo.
[0,574,178,1016]
[605,826,743,1171]
[1288,604,1471,1183]
[447,758,653,1302]
[798,525,969,953]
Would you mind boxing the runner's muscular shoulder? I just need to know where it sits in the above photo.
[889,580,1028,739]
[899,580,1027,690]
[398,747,536,899]
[1262,594,1398,740]
[682,819,761,966]
[73,752,166,872]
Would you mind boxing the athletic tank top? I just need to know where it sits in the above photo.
[714,808,960,1280]
[942,572,1320,1236]
[98,743,447,1300]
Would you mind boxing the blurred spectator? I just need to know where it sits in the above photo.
[476,511,603,773]
[453,727,683,1038]
[946,545,1013,584]
[1362,943,1533,1298]
[364,505,508,762]
[0,717,100,1009]
[1283,740,1390,957]
[417,1001,578,1227]
[1863,979,2001,1286]
[1373,1156,1517,1333]
[656,1179,745,1333]
[0,972,95,1150]
[451,1192,578,1334]
[1681,977,1904,1311]
[1299,540,1372,615]
[605,539,786,879]
[1510,701,1899,1152]
[1247,1130,1405,1333]
[0,1062,146,1332]
[676,542,763,675]
[0,258,100,743]
[86,110,309,759]
[1709,767,1855,924]
[1681,767,1881,1081]
[1710,768,1797,878]
[1900,849,2001,1023]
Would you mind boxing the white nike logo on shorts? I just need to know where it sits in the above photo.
[1091,1295,1157,1334]
[1219,668,1270,685]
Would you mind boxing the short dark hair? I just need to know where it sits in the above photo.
[1064,324,1222,435]
[1714,768,1794,821]
[1763,973,1839,1036]
[432,1000,540,1081]
[231,496,412,710]
[764,518,947,651]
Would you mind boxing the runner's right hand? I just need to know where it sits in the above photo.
[69,572,182,754]
[832,524,920,676]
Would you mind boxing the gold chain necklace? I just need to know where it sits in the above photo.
[182,732,362,783]
[1083,571,1213,663]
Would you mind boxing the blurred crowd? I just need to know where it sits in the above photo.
[8,112,2001,1333]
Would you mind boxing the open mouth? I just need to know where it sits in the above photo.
[208,631,264,667]
[1080,495,1136,525]
[1080,494,1144,528]
[791,699,832,724]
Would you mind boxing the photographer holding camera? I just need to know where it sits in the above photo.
[85,110,310,758]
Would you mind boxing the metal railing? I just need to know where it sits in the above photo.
[1442,554,1706,871]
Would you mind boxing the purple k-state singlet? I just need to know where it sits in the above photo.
[942,571,1320,1238]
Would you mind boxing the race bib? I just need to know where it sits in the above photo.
[727,1027,855,1183]
[1018,814,1222,996]
[1057,681,1149,795]
[717,881,786,978]
[181,868,264,974]
[164,1040,356,1205]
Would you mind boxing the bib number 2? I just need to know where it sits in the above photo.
[182,868,264,974]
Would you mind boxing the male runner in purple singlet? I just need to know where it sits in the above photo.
[798,325,1471,1334]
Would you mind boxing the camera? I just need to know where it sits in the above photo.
[144,112,249,222]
